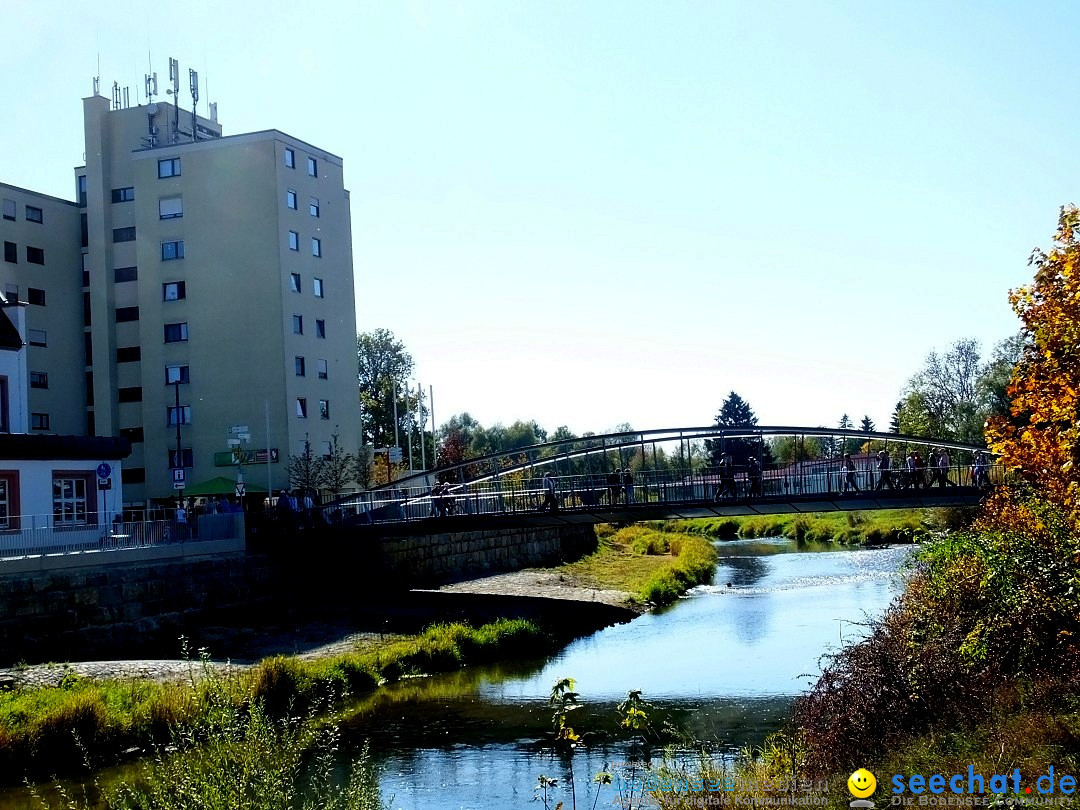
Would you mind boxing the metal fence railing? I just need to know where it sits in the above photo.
[0,512,245,560]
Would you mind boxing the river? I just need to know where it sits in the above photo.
[352,538,911,809]
[0,537,911,809]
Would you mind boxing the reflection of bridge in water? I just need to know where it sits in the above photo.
[333,426,997,530]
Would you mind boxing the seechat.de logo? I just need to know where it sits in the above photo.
[849,769,877,808]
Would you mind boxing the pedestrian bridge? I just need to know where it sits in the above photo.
[330,426,995,532]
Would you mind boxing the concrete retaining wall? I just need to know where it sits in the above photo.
[0,524,598,665]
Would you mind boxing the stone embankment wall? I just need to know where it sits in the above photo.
[371,524,597,586]
[0,524,598,664]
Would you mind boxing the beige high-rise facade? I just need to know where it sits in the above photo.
[0,92,360,504]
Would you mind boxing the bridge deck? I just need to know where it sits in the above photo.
[348,487,982,537]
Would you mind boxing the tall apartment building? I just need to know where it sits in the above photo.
[0,90,360,505]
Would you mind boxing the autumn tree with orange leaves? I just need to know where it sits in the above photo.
[985,205,1080,525]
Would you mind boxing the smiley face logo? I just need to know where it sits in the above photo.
[848,769,876,799]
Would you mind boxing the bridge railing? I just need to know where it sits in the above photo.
[327,463,1001,526]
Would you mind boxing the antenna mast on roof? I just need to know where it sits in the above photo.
[168,57,179,141]
[189,68,199,140]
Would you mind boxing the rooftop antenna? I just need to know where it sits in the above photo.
[189,68,199,139]
[122,86,130,108]
[167,57,179,140]
[111,81,121,110]
[93,52,100,96]
[144,71,158,104]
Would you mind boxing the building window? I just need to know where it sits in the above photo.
[118,386,143,403]
[317,358,327,379]
[165,364,190,384]
[2,199,14,221]
[315,319,326,339]
[84,332,93,364]
[285,148,295,169]
[27,288,45,306]
[163,281,186,301]
[77,175,87,207]
[293,314,303,335]
[286,190,297,209]
[112,227,136,243]
[119,427,144,443]
[311,238,321,257]
[158,158,181,178]
[167,405,192,426]
[28,329,46,347]
[309,198,320,218]
[29,372,48,389]
[319,399,329,420]
[307,157,318,177]
[296,398,307,418]
[117,346,141,362]
[295,356,305,376]
[25,206,43,224]
[32,413,50,430]
[313,277,324,298]
[290,273,302,293]
[168,448,194,468]
[164,322,188,343]
[159,196,183,219]
[52,475,89,524]
[5,285,18,303]
[114,266,138,283]
[161,240,185,261]
[0,476,16,529]
[111,187,135,203]
[26,246,44,265]
[288,231,299,251]
[3,242,15,264]
[115,306,139,322]
[121,467,146,484]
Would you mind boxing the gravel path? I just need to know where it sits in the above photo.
[434,568,636,608]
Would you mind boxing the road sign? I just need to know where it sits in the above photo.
[99,477,111,491]
[388,447,403,463]
[96,463,112,479]
[228,425,249,436]
[235,482,246,497]
[172,468,186,485]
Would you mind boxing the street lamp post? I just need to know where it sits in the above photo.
[172,380,184,504]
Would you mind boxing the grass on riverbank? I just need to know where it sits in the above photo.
[559,525,718,607]
[0,618,550,786]
[665,508,934,545]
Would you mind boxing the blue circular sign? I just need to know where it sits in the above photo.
[96,463,112,479]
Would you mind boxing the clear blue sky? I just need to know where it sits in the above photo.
[4,1,1072,437]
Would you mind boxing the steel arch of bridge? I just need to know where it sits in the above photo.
[330,426,994,527]
[370,425,988,490]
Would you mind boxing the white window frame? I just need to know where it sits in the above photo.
[159,196,183,219]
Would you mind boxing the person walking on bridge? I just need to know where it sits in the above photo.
[842,453,861,494]
[623,468,635,504]
[607,469,622,505]
[540,472,559,512]
[936,448,956,488]
[875,450,894,490]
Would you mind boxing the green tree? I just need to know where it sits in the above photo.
[322,431,358,497]
[705,391,768,468]
[977,333,1026,421]
[357,329,423,450]
[287,438,326,492]
[905,338,985,443]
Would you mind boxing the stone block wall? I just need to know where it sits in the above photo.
[372,524,596,586]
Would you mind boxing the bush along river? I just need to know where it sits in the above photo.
[0,537,912,810]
